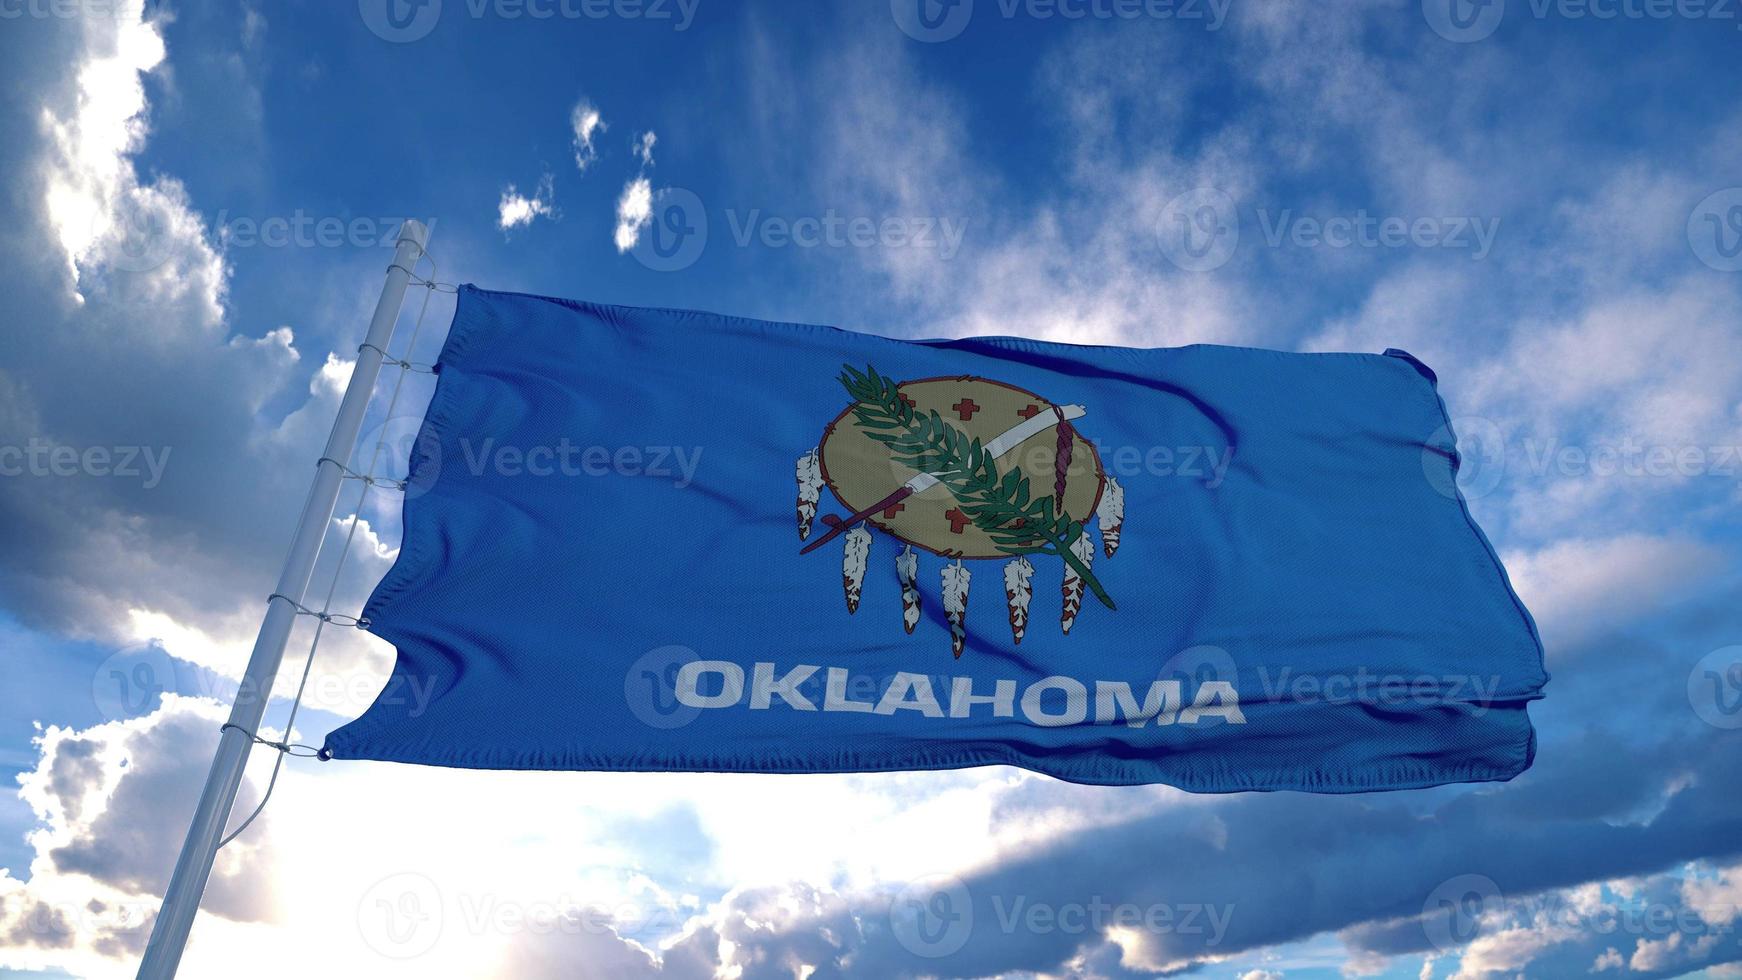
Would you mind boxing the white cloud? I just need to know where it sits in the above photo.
[37,0,224,330]
[0,0,372,649]
[7,7,1742,980]
[609,130,659,252]
[570,98,605,173]
[335,514,398,564]
[1682,862,1742,930]
[1449,923,1578,979]
[1501,534,1724,650]
[40,3,168,285]
[735,21,1263,347]
[1339,948,1391,977]
[0,693,1115,978]
[614,176,653,252]
[496,173,557,232]
[1629,930,1685,972]
[0,697,273,977]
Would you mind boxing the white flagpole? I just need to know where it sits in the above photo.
[136,220,433,980]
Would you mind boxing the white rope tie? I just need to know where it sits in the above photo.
[217,246,446,848]
[219,723,326,758]
[357,341,437,374]
[266,592,371,629]
[318,456,408,493]
[387,261,458,293]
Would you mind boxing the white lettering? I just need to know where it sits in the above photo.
[674,660,744,708]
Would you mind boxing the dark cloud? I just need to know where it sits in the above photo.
[0,3,439,654]
[2,4,1740,980]
[494,916,721,980]
[688,723,1741,979]
[40,704,277,924]
[2,898,75,950]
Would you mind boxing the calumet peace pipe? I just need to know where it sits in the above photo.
[798,403,1087,556]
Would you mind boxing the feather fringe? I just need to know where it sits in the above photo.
[1003,557,1033,645]
[942,560,971,658]
[897,545,920,635]
[796,449,823,540]
[1097,477,1125,558]
[842,524,871,614]
[1061,533,1095,635]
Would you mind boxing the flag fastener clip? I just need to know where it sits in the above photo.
[358,342,437,374]
[218,723,327,759]
[266,591,372,630]
[387,261,459,293]
[317,456,408,493]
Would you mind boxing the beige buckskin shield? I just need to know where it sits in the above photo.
[795,368,1128,657]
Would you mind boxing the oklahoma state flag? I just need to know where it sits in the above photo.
[322,286,1547,792]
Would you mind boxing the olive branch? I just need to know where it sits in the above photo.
[840,364,1115,610]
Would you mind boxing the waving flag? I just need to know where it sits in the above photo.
[322,286,1547,791]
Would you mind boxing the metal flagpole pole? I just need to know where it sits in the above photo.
[136,220,433,980]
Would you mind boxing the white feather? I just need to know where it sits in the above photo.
[1061,532,1095,635]
[942,560,971,658]
[897,545,920,635]
[796,449,823,540]
[842,523,871,614]
[1096,477,1125,558]
[1003,556,1033,645]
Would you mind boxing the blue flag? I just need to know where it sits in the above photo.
[323,285,1547,792]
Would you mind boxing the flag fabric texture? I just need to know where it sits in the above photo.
[322,285,1547,792]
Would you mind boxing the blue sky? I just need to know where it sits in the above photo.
[1,0,1741,977]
